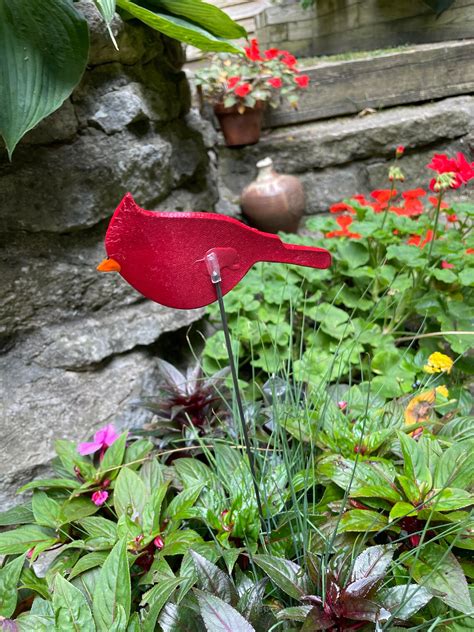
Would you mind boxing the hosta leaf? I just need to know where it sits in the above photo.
[195,590,256,632]
[406,542,473,614]
[115,0,243,53]
[0,0,89,157]
[53,574,95,632]
[190,550,238,604]
[92,539,130,631]
[379,584,432,620]
[253,555,310,600]
[0,525,57,555]
[0,553,27,617]
[153,0,246,38]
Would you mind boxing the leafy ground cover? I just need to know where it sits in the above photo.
[0,150,472,631]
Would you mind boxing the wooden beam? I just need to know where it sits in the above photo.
[264,40,474,128]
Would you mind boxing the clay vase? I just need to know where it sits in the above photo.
[240,157,305,233]
[214,101,265,147]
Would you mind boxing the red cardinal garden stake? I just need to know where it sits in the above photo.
[97,193,331,309]
[97,193,331,529]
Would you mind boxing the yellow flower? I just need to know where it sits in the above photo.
[435,385,449,398]
[404,390,435,428]
[423,352,453,374]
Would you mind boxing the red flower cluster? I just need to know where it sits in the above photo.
[234,82,251,97]
[427,152,474,190]
[243,39,310,90]
[407,230,434,248]
[326,215,361,239]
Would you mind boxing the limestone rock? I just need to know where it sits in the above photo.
[22,100,79,145]
[0,351,160,510]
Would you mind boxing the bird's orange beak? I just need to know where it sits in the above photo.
[97,257,121,273]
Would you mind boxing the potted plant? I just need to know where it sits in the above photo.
[195,38,310,146]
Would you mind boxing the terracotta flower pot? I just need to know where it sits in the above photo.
[214,101,265,147]
[240,157,305,233]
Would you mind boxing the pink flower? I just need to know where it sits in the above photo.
[92,490,108,506]
[154,535,165,549]
[267,77,282,88]
[78,424,119,456]
[441,261,454,269]
[337,401,348,410]
[234,82,251,98]
[295,74,310,88]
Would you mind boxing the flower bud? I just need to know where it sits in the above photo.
[395,145,405,158]
[154,535,165,549]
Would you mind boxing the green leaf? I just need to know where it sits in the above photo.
[53,574,96,632]
[337,241,369,268]
[459,267,474,286]
[389,502,417,522]
[153,0,246,38]
[0,0,89,157]
[100,432,128,477]
[114,467,148,521]
[0,503,34,526]
[0,525,57,555]
[164,484,204,521]
[115,0,243,52]
[140,577,182,632]
[0,552,27,617]
[16,614,55,631]
[142,483,169,534]
[92,539,131,631]
[195,590,256,632]
[80,516,118,541]
[140,459,165,492]
[93,0,116,24]
[425,488,473,512]
[18,479,80,493]
[434,442,474,490]
[379,584,432,620]
[69,552,109,580]
[398,432,432,491]
[338,509,388,532]
[32,491,61,528]
[252,555,309,600]
[407,542,473,614]
[190,550,238,604]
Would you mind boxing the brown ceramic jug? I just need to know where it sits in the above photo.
[240,157,305,233]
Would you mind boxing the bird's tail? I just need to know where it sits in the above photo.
[263,240,331,270]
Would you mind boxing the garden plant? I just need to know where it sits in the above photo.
[0,150,472,630]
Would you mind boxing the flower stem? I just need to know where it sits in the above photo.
[428,190,444,261]
[380,180,395,231]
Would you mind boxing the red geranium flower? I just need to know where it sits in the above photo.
[403,188,426,199]
[234,82,252,97]
[329,202,355,214]
[295,74,310,88]
[326,215,361,239]
[227,76,241,89]
[427,152,474,189]
[244,38,262,61]
[396,145,405,157]
[371,189,397,212]
[446,213,458,222]
[351,194,370,205]
[428,196,449,209]
[407,230,434,248]
[267,77,283,88]
[466,248,474,255]
[441,261,454,269]
[281,52,297,67]
[264,48,280,60]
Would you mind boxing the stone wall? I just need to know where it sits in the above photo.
[216,96,474,215]
[256,0,474,58]
[0,4,215,507]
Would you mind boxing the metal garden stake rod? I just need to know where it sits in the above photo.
[205,251,266,528]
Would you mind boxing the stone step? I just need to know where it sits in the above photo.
[216,95,474,215]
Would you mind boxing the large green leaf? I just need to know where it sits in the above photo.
[0,0,89,157]
[53,574,96,632]
[252,555,310,600]
[0,553,27,617]
[140,577,182,632]
[92,539,131,631]
[116,0,243,52]
[0,525,57,555]
[195,590,256,632]
[407,542,473,615]
[152,0,246,38]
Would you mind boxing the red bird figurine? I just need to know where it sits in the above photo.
[97,193,331,309]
